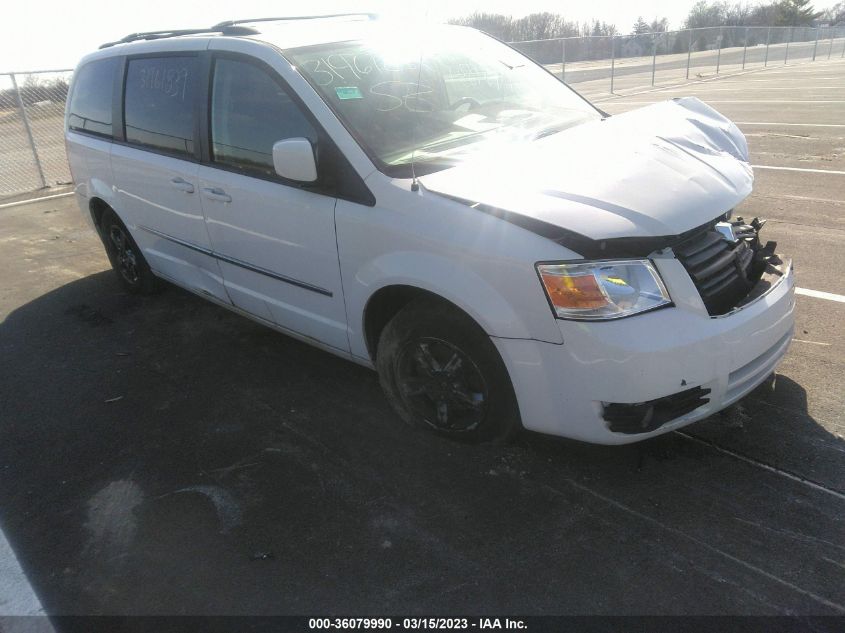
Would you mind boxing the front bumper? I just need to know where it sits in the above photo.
[493,257,795,444]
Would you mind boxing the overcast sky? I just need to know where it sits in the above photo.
[2,0,840,72]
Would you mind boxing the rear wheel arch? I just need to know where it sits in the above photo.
[89,197,112,234]
[95,205,159,294]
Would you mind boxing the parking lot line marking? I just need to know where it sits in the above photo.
[795,287,845,303]
[561,476,845,613]
[676,432,845,502]
[684,86,845,90]
[737,122,845,128]
[0,192,74,210]
[752,165,845,175]
[0,527,51,619]
[764,194,845,206]
[792,339,832,346]
[608,100,845,104]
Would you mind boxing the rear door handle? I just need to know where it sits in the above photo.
[202,187,232,203]
[169,176,195,194]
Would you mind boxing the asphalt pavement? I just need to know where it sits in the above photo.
[0,59,843,617]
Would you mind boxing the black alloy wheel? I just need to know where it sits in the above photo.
[376,298,520,443]
[99,208,159,294]
[394,337,489,433]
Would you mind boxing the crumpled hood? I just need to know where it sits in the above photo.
[421,97,752,241]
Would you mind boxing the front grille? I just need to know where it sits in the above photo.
[603,386,711,434]
[674,228,760,315]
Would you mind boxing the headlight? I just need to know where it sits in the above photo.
[536,259,671,320]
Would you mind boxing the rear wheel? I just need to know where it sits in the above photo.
[376,299,520,443]
[99,208,159,294]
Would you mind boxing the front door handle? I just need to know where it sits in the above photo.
[169,176,195,194]
[202,187,232,203]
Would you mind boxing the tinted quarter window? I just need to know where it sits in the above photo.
[67,57,118,137]
[211,58,317,176]
[124,57,197,156]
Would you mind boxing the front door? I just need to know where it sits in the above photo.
[198,55,349,352]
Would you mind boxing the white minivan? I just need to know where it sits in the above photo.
[65,14,795,444]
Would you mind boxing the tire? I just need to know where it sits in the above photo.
[98,208,160,294]
[376,298,521,443]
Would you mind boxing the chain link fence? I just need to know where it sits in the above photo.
[1,25,844,200]
[0,69,73,198]
[510,25,845,97]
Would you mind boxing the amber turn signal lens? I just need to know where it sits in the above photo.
[539,271,608,310]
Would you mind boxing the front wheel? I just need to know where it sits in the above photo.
[376,299,521,443]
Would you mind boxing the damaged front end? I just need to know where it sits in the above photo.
[673,215,789,316]
[597,215,791,436]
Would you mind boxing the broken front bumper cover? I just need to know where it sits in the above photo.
[491,253,795,444]
[599,256,793,436]
[602,386,712,435]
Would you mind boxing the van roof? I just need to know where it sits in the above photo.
[98,14,455,52]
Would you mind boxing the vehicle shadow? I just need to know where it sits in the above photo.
[1,272,843,616]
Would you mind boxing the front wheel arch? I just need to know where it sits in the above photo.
[375,296,522,443]
[363,285,491,363]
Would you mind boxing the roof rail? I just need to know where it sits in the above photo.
[98,14,377,50]
[99,24,259,49]
[213,13,379,28]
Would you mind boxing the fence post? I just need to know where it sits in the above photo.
[812,25,820,61]
[716,26,723,73]
[651,33,658,86]
[686,29,693,78]
[561,38,566,82]
[610,36,615,94]
[785,27,792,63]
[10,73,48,189]
[764,27,771,66]
[828,28,834,60]
[742,27,749,69]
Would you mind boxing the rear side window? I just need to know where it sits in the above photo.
[124,56,197,157]
[210,58,317,176]
[67,58,118,138]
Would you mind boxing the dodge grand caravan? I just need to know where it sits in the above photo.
[65,14,795,444]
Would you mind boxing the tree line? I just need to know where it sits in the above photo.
[685,0,842,29]
[449,1,844,42]
[0,76,69,112]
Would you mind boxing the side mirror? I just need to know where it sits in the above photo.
[272,138,317,183]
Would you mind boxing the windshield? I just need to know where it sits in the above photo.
[287,28,601,176]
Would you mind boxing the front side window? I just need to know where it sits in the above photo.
[67,57,119,137]
[288,28,601,176]
[210,57,318,177]
[124,56,197,156]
